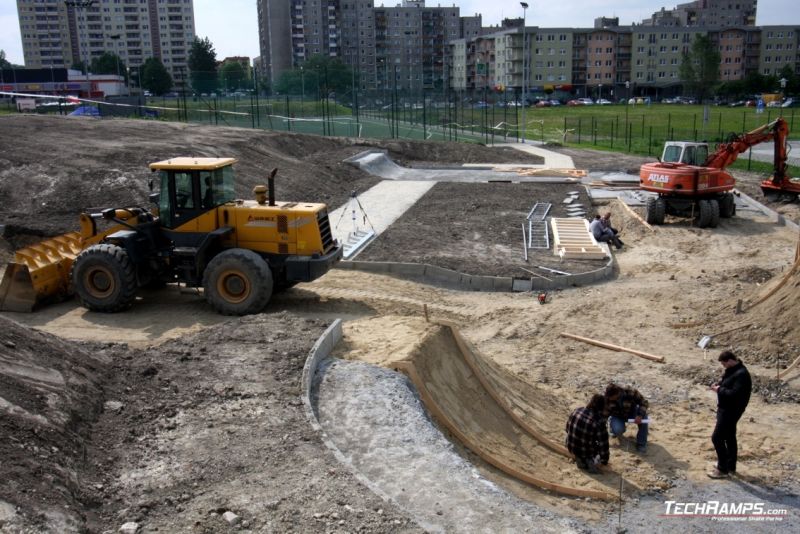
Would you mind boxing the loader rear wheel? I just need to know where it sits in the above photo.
[203,249,273,316]
[71,244,138,312]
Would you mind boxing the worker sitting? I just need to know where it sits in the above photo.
[565,394,610,474]
[604,383,649,453]
[589,214,623,249]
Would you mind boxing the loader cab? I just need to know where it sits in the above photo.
[661,142,709,166]
[149,157,237,228]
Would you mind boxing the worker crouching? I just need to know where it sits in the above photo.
[565,394,610,474]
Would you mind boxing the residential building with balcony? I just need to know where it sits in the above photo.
[16,0,195,90]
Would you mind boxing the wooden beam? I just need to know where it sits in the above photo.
[778,353,800,380]
[617,198,655,232]
[559,332,666,363]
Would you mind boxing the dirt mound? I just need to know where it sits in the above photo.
[79,312,417,533]
[373,140,544,167]
[0,115,380,239]
[358,181,604,277]
[0,316,108,532]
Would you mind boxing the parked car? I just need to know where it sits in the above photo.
[549,99,561,106]
[577,97,594,105]
[596,98,612,105]
[782,98,798,108]
[534,100,551,107]
[473,101,490,109]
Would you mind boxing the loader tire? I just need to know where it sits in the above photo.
[719,193,736,218]
[71,244,138,312]
[203,249,272,316]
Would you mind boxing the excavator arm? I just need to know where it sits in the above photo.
[704,118,789,178]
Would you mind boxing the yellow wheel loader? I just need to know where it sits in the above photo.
[0,158,342,315]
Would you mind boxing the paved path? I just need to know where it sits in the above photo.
[494,142,577,168]
[328,180,435,245]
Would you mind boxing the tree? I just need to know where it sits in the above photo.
[0,50,11,69]
[777,64,799,95]
[219,62,247,92]
[71,60,89,74]
[679,34,720,103]
[274,55,353,99]
[140,57,173,96]
[90,52,128,83]
[188,37,218,94]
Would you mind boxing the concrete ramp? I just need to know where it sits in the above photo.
[328,181,436,258]
[393,323,622,500]
[345,150,577,183]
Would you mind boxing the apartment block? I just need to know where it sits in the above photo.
[531,29,574,88]
[643,0,757,27]
[16,0,195,87]
[257,0,479,91]
[758,26,799,77]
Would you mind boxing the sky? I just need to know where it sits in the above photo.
[0,0,797,65]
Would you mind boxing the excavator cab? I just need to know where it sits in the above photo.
[661,142,709,166]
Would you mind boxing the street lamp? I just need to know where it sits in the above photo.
[520,2,528,143]
[598,83,603,102]
[780,77,787,101]
[108,34,124,95]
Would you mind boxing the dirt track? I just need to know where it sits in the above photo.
[1,116,800,532]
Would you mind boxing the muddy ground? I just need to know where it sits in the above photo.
[1,115,800,532]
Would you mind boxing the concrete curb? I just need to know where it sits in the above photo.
[336,257,615,292]
[738,191,800,232]
[301,320,405,510]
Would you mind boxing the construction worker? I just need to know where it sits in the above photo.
[708,350,752,479]
[589,214,623,249]
[600,212,622,244]
[604,383,649,453]
[565,394,609,474]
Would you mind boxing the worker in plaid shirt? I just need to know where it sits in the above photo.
[565,394,609,474]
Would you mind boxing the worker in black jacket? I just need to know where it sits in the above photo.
[708,350,752,479]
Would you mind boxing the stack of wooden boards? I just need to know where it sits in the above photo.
[550,218,608,260]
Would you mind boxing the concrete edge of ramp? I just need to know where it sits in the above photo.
[300,320,404,511]
[336,257,615,292]
[391,323,614,501]
[737,191,800,231]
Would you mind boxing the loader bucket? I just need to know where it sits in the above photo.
[0,232,83,312]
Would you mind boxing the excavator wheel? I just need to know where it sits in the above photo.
[71,244,138,312]
[697,199,720,228]
[708,199,721,227]
[654,198,666,224]
[645,197,666,225]
[719,193,736,218]
[202,248,273,316]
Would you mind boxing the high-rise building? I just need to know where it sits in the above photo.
[16,0,195,89]
[257,0,480,91]
[642,0,757,27]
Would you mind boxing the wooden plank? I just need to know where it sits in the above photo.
[778,353,800,380]
[559,332,666,363]
[617,197,655,232]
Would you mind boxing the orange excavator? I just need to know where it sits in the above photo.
[640,117,793,228]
